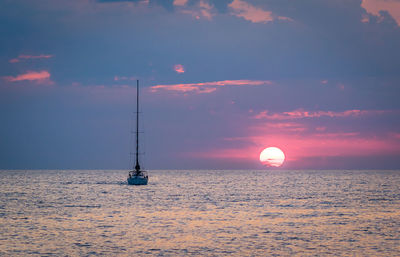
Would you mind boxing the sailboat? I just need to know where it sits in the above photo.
[127,80,148,185]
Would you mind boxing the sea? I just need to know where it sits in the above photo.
[1,170,399,256]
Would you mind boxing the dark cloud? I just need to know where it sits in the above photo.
[184,0,234,12]
[97,0,141,2]
[97,0,175,11]
[97,0,233,13]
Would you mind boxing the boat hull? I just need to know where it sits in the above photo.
[127,176,148,185]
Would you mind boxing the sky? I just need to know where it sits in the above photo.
[1,0,400,170]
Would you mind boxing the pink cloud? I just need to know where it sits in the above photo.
[3,70,51,83]
[150,79,272,94]
[174,64,185,74]
[173,0,188,6]
[253,109,388,120]
[152,83,217,94]
[176,0,292,23]
[229,0,272,23]
[180,0,214,20]
[9,54,53,63]
[362,0,400,24]
[198,0,213,20]
[228,0,291,23]
[263,122,307,132]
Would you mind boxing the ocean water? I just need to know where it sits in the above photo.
[1,170,400,256]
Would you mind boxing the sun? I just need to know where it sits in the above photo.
[259,147,285,167]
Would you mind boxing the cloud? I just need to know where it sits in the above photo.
[264,122,307,132]
[97,0,143,2]
[97,0,174,11]
[153,84,217,94]
[3,70,51,83]
[173,0,187,6]
[208,0,234,13]
[150,79,272,93]
[179,0,214,20]
[9,54,53,63]
[362,0,400,24]
[228,0,273,23]
[174,64,185,73]
[198,0,213,19]
[253,109,389,120]
[97,0,233,16]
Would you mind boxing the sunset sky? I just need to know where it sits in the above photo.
[1,0,400,169]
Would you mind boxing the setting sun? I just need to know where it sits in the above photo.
[259,147,285,167]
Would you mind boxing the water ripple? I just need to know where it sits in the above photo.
[0,169,400,256]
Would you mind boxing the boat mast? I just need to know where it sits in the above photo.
[135,80,141,172]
